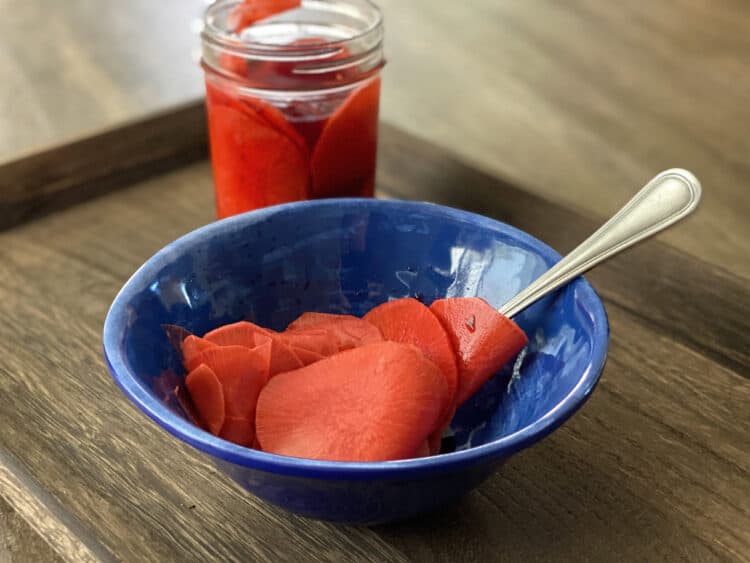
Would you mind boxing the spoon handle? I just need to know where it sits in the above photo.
[498,168,702,318]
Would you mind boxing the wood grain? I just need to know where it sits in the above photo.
[0,451,107,563]
[0,125,747,561]
[1,497,62,563]
[0,0,205,163]
[376,0,750,279]
[0,102,207,231]
[1,0,748,278]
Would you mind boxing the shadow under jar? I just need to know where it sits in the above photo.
[201,0,385,218]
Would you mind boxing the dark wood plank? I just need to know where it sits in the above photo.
[378,125,750,377]
[0,151,747,560]
[0,451,109,563]
[0,102,207,232]
[1,497,63,563]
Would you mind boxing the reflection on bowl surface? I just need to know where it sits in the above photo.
[103,198,608,524]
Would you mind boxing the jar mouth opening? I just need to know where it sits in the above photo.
[202,0,384,59]
[201,0,385,90]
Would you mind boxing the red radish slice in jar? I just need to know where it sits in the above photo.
[218,52,251,79]
[228,0,302,32]
[310,77,380,199]
[207,105,309,218]
[243,96,309,157]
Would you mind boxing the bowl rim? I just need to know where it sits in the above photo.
[103,198,609,479]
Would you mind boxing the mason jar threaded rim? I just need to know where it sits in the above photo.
[201,0,385,90]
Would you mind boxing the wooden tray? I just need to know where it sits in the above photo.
[0,101,748,562]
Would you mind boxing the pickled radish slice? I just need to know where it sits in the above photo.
[281,328,338,356]
[430,297,528,406]
[190,345,271,419]
[364,298,459,450]
[289,346,326,366]
[251,332,305,376]
[310,77,380,199]
[203,321,272,348]
[207,105,309,218]
[181,335,218,373]
[185,364,225,435]
[413,441,431,458]
[286,312,382,350]
[228,0,301,32]
[219,416,255,447]
[256,342,447,461]
[243,96,309,156]
[364,298,458,407]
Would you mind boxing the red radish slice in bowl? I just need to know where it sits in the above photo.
[182,335,218,373]
[252,332,305,376]
[364,298,458,408]
[256,341,447,461]
[430,297,528,407]
[185,364,226,436]
[290,346,326,366]
[190,345,271,419]
[204,321,272,348]
[287,312,382,350]
[281,328,339,357]
[219,416,255,447]
[364,298,460,452]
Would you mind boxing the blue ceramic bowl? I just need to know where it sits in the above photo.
[103,199,608,524]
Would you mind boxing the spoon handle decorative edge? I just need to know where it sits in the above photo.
[499,168,702,318]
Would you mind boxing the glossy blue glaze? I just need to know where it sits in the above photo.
[103,199,609,524]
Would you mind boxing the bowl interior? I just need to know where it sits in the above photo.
[108,200,606,459]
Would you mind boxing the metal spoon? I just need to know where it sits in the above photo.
[499,168,702,318]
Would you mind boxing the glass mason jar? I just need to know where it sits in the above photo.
[201,0,385,218]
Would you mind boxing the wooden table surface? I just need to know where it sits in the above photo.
[2,0,749,277]
[1,1,749,562]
